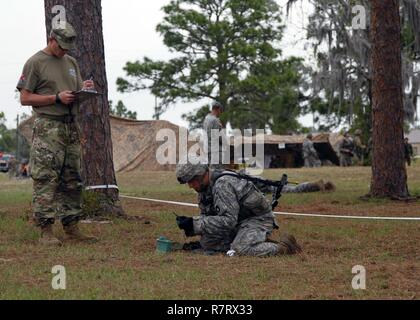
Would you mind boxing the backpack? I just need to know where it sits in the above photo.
[211,169,288,210]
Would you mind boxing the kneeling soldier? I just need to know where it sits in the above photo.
[175,163,302,257]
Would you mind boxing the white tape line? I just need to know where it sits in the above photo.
[121,195,198,208]
[120,195,420,221]
[85,185,119,191]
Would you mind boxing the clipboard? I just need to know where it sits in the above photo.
[72,89,101,103]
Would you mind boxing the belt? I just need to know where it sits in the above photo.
[37,114,75,123]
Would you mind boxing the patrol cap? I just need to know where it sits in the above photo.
[176,162,208,184]
[50,22,77,50]
[211,101,224,112]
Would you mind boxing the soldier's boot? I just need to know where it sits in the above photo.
[277,234,302,255]
[39,224,62,246]
[63,224,98,243]
[304,179,325,192]
[314,179,325,192]
[324,180,336,192]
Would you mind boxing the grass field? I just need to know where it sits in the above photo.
[0,165,419,299]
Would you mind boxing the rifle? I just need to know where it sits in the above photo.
[270,174,288,210]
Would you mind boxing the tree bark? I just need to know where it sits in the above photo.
[44,0,125,216]
[370,0,408,198]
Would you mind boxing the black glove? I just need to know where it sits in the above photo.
[176,216,195,237]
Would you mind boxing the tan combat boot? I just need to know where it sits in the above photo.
[277,234,302,255]
[39,224,62,246]
[63,224,98,243]
[324,180,336,192]
[314,179,325,192]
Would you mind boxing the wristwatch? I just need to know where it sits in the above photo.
[55,93,62,104]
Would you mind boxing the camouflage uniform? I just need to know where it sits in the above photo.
[404,140,414,166]
[283,182,323,193]
[339,136,354,167]
[302,138,321,168]
[353,130,366,164]
[255,180,334,194]
[30,117,83,227]
[8,158,18,179]
[203,113,228,169]
[17,23,84,228]
[192,170,280,257]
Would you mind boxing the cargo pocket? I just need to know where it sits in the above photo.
[242,187,271,216]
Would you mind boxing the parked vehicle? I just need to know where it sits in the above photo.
[0,154,15,173]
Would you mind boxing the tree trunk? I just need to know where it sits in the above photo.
[44,0,125,216]
[370,0,408,198]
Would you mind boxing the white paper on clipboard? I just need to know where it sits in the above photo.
[72,89,101,103]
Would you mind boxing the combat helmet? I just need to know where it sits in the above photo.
[176,162,208,184]
[211,101,224,112]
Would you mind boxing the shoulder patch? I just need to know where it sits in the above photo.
[17,74,26,86]
[69,68,76,78]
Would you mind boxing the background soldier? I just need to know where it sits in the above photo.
[339,132,354,167]
[283,180,336,193]
[353,129,366,165]
[19,159,30,179]
[404,137,414,166]
[202,101,228,169]
[17,23,97,246]
[239,169,336,194]
[302,133,321,168]
[175,163,302,257]
[8,157,18,179]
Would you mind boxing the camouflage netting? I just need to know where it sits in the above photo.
[19,115,342,171]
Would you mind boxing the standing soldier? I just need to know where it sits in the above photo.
[339,132,354,167]
[365,128,373,164]
[203,101,228,169]
[353,129,366,165]
[8,157,18,180]
[17,23,97,245]
[404,137,414,166]
[302,134,321,168]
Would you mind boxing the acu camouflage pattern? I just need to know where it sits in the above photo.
[193,170,280,257]
[202,114,227,169]
[282,182,322,193]
[30,117,83,227]
[247,177,323,194]
[176,162,208,184]
[353,134,366,164]
[302,138,321,168]
[8,157,19,179]
[339,137,354,167]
